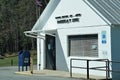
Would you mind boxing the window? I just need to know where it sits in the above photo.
[68,34,98,57]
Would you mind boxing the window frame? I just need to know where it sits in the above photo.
[68,34,98,57]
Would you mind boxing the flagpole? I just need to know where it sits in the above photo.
[35,0,43,19]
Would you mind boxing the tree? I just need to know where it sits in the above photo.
[0,0,49,55]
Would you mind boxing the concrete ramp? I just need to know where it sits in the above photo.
[15,70,109,80]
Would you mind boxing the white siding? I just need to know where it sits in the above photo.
[56,25,111,76]
[43,0,108,31]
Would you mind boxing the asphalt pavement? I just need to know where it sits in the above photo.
[0,66,85,80]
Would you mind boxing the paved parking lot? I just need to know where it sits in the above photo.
[0,66,85,80]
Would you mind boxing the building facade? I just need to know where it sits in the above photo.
[25,0,120,79]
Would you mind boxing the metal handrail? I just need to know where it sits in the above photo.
[70,58,110,79]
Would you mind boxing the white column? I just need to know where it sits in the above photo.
[37,34,45,70]
[40,39,45,70]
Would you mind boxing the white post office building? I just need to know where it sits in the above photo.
[25,0,120,79]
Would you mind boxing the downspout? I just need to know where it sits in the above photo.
[24,31,45,40]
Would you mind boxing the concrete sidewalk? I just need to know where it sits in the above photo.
[15,70,107,80]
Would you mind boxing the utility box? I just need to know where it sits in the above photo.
[18,50,30,71]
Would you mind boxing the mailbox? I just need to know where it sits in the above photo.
[18,50,30,71]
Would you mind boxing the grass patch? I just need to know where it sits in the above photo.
[0,56,18,67]
[0,54,37,67]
